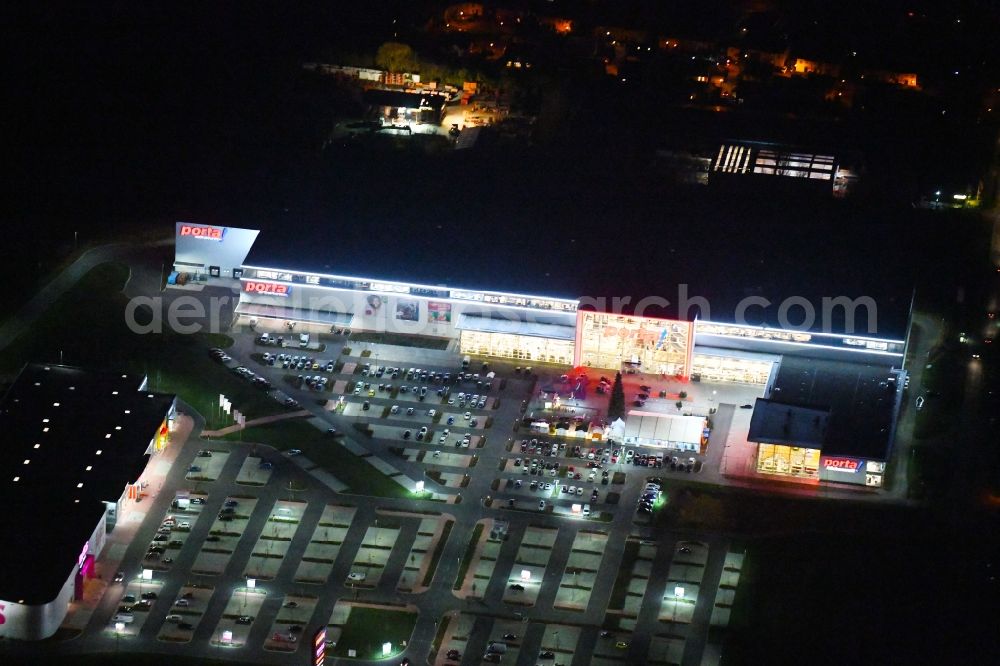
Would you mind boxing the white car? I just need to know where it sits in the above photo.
[175,599,190,607]
[165,614,183,623]
[463,411,471,420]
[112,613,134,623]
[347,572,366,582]
[287,449,302,456]
[427,409,436,417]
[178,522,190,529]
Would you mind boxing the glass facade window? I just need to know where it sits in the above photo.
[692,354,773,385]
[577,312,691,374]
[459,331,574,365]
[756,444,820,478]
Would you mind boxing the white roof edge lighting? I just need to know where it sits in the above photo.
[240,264,580,310]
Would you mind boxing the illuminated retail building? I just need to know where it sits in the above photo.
[0,364,176,640]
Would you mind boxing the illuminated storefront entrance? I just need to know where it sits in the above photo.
[692,351,776,385]
[459,330,575,364]
[755,444,820,478]
[575,312,693,376]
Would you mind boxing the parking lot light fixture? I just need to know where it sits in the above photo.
[520,569,531,581]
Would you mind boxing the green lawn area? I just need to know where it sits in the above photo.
[221,419,411,498]
[453,522,484,590]
[913,343,967,439]
[423,520,454,586]
[0,262,281,429]
[726,518,992,666]
[346,331,451,350]
[607,538,640,611]
[332,606,418,659]
[906,444,953,500]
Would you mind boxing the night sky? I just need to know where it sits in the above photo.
[4,2,995,334]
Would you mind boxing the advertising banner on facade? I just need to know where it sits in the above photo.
[427,301,452,323]
[174,222,260,275]
[395,299,419,321]
[365,295,384,315]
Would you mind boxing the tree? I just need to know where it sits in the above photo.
[375,42,418,73]
[608,372,626,421]
[675,401,684,411]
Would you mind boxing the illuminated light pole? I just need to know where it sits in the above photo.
[245,577,256,608]
[115,621,125,651]
[141,568,153,599]
[673,585,685,622]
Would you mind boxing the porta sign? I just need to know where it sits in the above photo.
[821,456,864,473]
[243,281,291,297]
[179,224,227,241]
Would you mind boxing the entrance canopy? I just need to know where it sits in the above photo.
[235,301,354,327]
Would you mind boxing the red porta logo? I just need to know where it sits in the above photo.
[179,224,225,240]
[823,457,862,472]
[243,281,290,297]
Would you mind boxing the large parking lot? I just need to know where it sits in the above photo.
[52,328,744,666]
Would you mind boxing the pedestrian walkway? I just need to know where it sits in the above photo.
[201,409,310,436]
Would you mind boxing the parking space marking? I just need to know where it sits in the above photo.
[244,499,307,580]
[502,526,558,607]
[156,584,212,643]
[554,530,608,611]
[295,503,357,584]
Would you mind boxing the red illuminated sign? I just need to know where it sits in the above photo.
[313,627,327,666]
[179,224,226,241]
[243,281,291,297]
[822,456,863,472]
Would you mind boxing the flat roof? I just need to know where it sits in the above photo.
[456,313,577,340]
[747,398,830,448]
[0,364,175,604]
[693,345,781,364]
[625,411,707,445]
[767,356,899,459]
